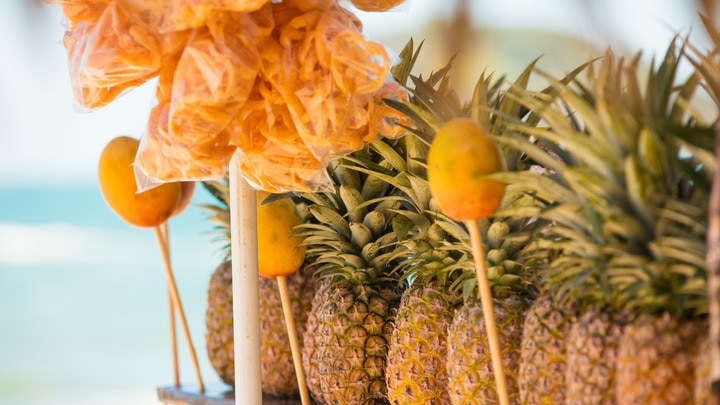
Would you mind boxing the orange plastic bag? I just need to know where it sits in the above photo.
[63,21,146,110]
[135,101,236,188]
[50,0,110,26]
[80,1,164,88]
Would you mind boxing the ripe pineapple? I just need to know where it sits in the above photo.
[387,277,462,405]
[443,217,540,405]
[200,178,315,396]
[380,46,565,404]
[299,276,330,403]
[500,42,713,403]
[384,45,570,404]
[297,149,404,405]
[518,294,576,404]
[694,335,712,404]
[205,260,234,385]
[447,294,528,404]
[258,272,316,397]
[565,309,627,404]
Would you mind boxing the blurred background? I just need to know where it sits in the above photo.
[0,1,716,404]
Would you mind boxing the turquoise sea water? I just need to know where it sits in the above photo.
[0,186,226,404]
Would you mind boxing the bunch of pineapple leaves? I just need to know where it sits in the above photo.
[199,177,232,260]
[363,39,590,300]
[491,39,713,318]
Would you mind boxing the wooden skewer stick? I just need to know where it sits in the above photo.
[160,223,180,389]
[276,276,311,405]
[154,225,205,393]
[466,219,509,405]
[168,286,179,388]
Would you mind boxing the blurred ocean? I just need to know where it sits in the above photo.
[0,185,226,404]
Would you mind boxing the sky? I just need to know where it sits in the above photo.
[0,0,711,188]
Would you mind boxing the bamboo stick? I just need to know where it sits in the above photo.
[276,276,311,405]
[466,219,509,405]
[229,152,263,404]
[160,223,180,389]
[154,225,205,393]
[168,287,179,388]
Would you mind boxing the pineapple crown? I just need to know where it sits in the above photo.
[200,176,232,261]
[295,133,419,287]
[368,39,577,302]
[494,38,714,318]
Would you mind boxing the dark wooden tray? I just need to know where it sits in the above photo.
[157,383,303,405]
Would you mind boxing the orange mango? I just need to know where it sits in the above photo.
[256,192,306,278]
[427,118,506,221]
[98,136,181,227]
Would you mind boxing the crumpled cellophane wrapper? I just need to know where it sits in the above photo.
[60,0,190,111]
[51,0,410,193]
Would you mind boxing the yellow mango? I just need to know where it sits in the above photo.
[427,118,506,221]
[256,191,306,278]
[98,136,181,228]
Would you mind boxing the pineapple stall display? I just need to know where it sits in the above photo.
[296,150,406,404]
[49,0,720,402]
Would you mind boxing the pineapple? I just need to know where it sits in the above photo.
[297,150,404,405]
[499,40,713,403]
[443,216,540,405]
[205,260,234,385]
[694,335,713,404]
[387,277,462,405]
[258,272,315,397]
[518,294,576,404]
[447,294,528,404]
[299,276,330,403]
[565,309,627,404]
[379,44,566,404]
[384,44,574,404]
[200,178,316,396]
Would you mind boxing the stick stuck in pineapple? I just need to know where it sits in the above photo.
[428,117,510,405]
[255,192,311,404]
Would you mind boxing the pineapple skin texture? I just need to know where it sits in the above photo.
[205,262,315,395]
[565,309,626,405]
[316,282,400,405]
[446,296,527,404]
[616,313,704,405]
[695,333,713,404]
[301,277,331,404]
[518,294,575,404]
[205,261,235,386]
[386,281,461,405]
[259,271,315,397]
